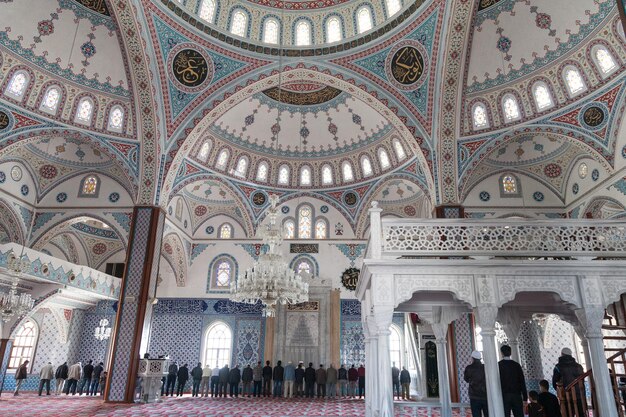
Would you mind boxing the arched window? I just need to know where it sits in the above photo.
[593,45,618,77]
[295,20,311,46]
[263,18,280,44]
[230,10,248,37]
[342,161,354,182]
[199,0,216,22]
[39,86,61,113]
[234,157,248,177]
[357,7,373,34]
[75,97,94,124]
[216,149,229,170]
[198,141,211,162]
[204,322,232,367]
[532,82,554,111]
[471,102,489,130]
[278,165,290,185]
[386,0,401,16]
[502,94,521,122]
[500,173,519,196]
[393,139,406,160]
[298,205,312,238]
[219,223,233,239]
[361,156,373,177]
[80,175,99,197]
[256,162,269,182]
[315,219,327,239]
[379,149,391,169]
[214,260,232,287]
[9,320,37,370]
[107,106,125,132]
[326,17,342,43]
[296,260,312,275]
[389,325,402,368]
[4,71,29,100]
[284,219,295,239]
[322,165,333,185]
[300,166,312,186]
[563,67,586,97]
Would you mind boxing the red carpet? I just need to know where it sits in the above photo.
[0,394,471,416]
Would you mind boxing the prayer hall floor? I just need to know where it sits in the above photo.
[0,394,473,416]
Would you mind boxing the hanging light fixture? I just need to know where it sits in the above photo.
[94,318,112,341]
[231,195,309,317]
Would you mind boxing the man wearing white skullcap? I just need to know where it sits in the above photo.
[464,351,488,416]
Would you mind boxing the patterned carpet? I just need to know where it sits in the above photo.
[0,394,472,416]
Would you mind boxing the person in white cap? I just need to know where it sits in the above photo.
[552,347,584,417]
[464,351,488,417]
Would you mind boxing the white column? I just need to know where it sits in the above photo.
[432,323,452,417]
[576,308,619,417]
[573,325,592,372]
[369,201,383,259]
[364,332,378,417]
[475,306,504,417]
[374,307,394,417]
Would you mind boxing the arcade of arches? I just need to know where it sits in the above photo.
[0,0,625,416]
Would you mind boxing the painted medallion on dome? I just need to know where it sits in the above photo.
[582,106,605,127]
[0,111,10,131]
[386,40,428,91]
[73,0,110,15]
[251,191,267,206]
[262,84,343,106]
[168,43,213,93]
[477,0,503,11]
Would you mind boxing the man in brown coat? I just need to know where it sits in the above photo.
[14,360,29,396]
[315,364,327,398]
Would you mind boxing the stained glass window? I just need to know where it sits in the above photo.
[298,206,312,238]
[326,17,342,43]
[342,162,354,182]
[315,219,327,239]
[322,165,333,185]
[502,95,520,122]
[472,103,489,130]
[379,149,391,169]
[216,150,229,170]
[8,320,36,369]
[296,21,311,46]
[204,323,232,367]
[108,106,124,131]
[82,175,98,195]
[40,87,60,112]
[278,165,290,185]
[578,162,588,179]
[357,7,373,34]
[235,157,248,177]
[362,156,373,177]
[564,67,585,96]
[501,174,517,194]
[297,260,312,275]
[594,46,617,75]
[256,162,269,182]
[215,261,231,286]
[393,140,406,160]
[284,220,295,239]
[198,141,211,162]
[5,72,28,99]
[532,83,553,110]
[300,166,311,186]
[230,10,248,37]
[219,224,232,239]
[263,19,279,44]
[386,0,402,16]
[199,0,216,22]
[75,98,94,123]
[389,325,402,368]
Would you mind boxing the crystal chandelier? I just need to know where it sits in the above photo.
[1,251,35,323]
[231,195,309,317]
[94,318,112,341]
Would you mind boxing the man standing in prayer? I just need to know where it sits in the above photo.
[38,361,54,396]
[316,364,327,398]
[305,362,316,398]
[392,362,401,400]
[191,362,203,397]
[211,364,220,397]
[242,364,253,397]
[498,345,527,417]
[78,360,94,395]
[284,361,295,398]
[552,348,584,417]
[400,366,411,401]
[90,362,104,396]
[273,360,284,397]
[200,363,212,397]
[358,364,366,398]
[166,361,178,396]
[263,360,273,397]
[348,364,359,398]
[65,362,82,395]
[253,361,263,397]
[55,361,68,395]
[338,364,348,397]
[295,362,305,397]
[464,351,488,416]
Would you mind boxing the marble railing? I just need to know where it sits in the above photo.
[0,242,121,299]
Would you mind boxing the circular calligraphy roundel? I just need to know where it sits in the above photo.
[579,104,607,130]
[385,40,429,91]
[167,43,213,93]
[0,110,12,131]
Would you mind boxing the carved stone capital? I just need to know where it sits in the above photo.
[575,307,605,339]
[432,323,448,341]
[474,306,499,331]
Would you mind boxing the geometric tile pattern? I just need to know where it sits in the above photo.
[453,314,473,404]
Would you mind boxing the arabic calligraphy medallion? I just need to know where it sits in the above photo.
[0,111,10,131]
[167,43,213,93]
[385,40,429,91]
[579,103,607,130]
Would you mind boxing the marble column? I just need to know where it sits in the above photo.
[432,323,452,417]
[104,206,165,403]
[575,307,619,417]
[364,323,378,417]
[376,314,394,417]
[573,325,592,371]
[0,338,13,397]
[475,306,504,417]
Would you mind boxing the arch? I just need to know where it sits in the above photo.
[8,319,38,371]
[162,232,188,287]
[289,253,319,277]
[393,138,407,161]
[590,44,619,78]
[256,160,270,182]
[501,93,522,123]
[197,140,212,162]
[361,155,374,177]
[531,80,554,112]
[389,324,403,367]
[234,155,249,178]
[342,160,355,182]
[203,321,233,367]
[314,217,329,239]
[261,16,281,44]
[229,8,250,38]
[324,14,344,43]
[385,0,402,17]
[73,95,97,126]
[355,5,374,34]
[321,164,334,185]
[378,147,391,170]
[198,0,216,23]
[107,105,126,133]
[295,19,312,46]
[215,148,230,171]
[562,65,587,98]
[207,254,237,292]
[38,85,63,115]
[277,164,291,185]
[471,102,490,130]
[3,69,31,101]
[78,174,101,198]
[0,198,25,244]
[300,165,312,186]
[283,217,296,239]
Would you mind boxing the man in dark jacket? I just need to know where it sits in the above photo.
[400,366,411,400]
[295,362,305,397]
[176,364,189,396]
[316,364,327,398]
[348,364,359,398]
[358,364,366,398]
[305,362,316,398]
[464,351,488,417]
[191,362,203,397]
[78,360,94,395]
[253,362,263,397]
[90,362,104,396]
[552,348,584,417]
[219,364,230,397]
[392,362,401,399]
[242,364,253,397]
[55,362,69,395]
[498,345,527,417]
[262,360,273,397]
[538,379,562,417]
[166,361,178,396]
[338,364,348,397]
[273,360,284,397]
[229,365,241,397]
